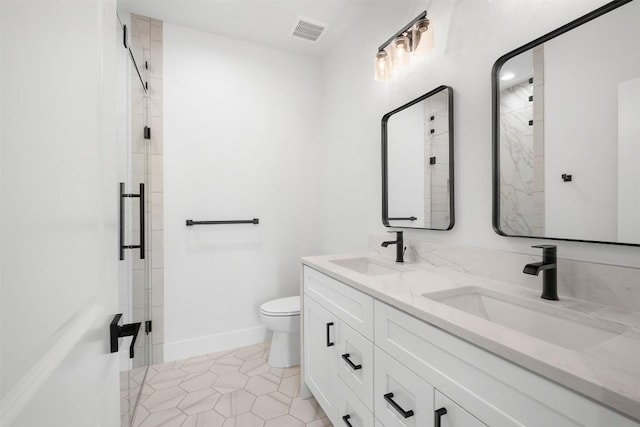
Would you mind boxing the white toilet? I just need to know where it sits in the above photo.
[260,296,300,368]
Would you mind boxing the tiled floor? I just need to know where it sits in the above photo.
[132,342,333,427]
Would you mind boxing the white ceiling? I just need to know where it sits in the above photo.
[117,0,409,57]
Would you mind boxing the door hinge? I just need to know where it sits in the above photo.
[145,320,153,334]
[430,156,436,165]
[144,126,151,140]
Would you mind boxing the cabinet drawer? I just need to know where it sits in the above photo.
[435,390,487,427]
[374,347,434,427]
[374,300,638,427]
[337,321,374,412]
[338,378,374,427]
[304,266,374,340]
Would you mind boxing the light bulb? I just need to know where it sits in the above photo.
[374,50,391,81]
[392,34,410,68]
[413,18,433,56]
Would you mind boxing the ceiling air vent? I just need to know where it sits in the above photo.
[290,16,329,43]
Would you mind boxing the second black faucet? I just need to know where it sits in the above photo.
[381,231,405,263]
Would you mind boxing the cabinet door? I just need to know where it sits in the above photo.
[336,321,374,411]
[375,347,434,427]
[338,378,374,427]
[434,391,487,427]
[304,296,338,422]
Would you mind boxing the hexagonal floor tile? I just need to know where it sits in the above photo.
[277,374,299,398]
[306,417,332,427]
[146,368,188,390]
[178,388,221,415]
[141,386,187,413]
[214,389,256,417]
[222,412,265,427]
[181,409,226,427]
[180,371,218,392]
[264,415,304,427]
[239,358,269,376]
[250,393,290,420]
[214,372,249,393]
[235,345,264,361]
[245,376,279,396]
[289,397,322,423]
[137,407,186,427]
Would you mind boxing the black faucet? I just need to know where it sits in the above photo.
[381,231,405,263]
[523,245,558,300]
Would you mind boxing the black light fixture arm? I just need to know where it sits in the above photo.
[378,11,427,52]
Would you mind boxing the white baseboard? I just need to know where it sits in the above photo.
[163,325,270,362]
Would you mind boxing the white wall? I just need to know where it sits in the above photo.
[387,100,424,225]
[163,23,323,360]
[618,77,640,242]
[317,0,640,268]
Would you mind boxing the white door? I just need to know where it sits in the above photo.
[1,1,121,426]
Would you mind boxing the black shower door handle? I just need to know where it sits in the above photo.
[119,182,145,260]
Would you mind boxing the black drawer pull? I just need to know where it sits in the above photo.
[342,414,353,427]
[383,392,414,418]
[341,353,362,370]
[435,407,448,427]
[326,322,334,347]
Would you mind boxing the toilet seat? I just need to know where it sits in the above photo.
[260,296,300,317]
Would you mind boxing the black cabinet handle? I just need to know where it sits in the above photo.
[119,182,145,260]
[383,392,414,418]
[435,407,448,427]
[342,414,353,427]
[341,353,362,370]
[110,313,142,359]
[326,322,334,347]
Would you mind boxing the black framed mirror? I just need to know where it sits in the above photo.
[382,85,454,230]
[492,0,640,246]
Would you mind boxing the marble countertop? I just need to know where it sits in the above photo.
[301,252,640,422]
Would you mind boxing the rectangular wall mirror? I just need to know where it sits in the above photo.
[492,0,640,246]
[382,85,454,230]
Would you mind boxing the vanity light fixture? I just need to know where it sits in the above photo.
[374,11,432,81]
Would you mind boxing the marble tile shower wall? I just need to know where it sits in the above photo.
[131,14,165,365]
[370,236,640,316]
[499,78,543,235]
[423,93,450,228]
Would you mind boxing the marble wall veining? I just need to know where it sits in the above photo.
[423,91,451,229]
[499,77,545,236]
[370,235,640,314]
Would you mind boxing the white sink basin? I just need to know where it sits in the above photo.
[423,286,627,350]
[330,257,405,276]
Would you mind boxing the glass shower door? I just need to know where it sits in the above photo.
[117,12,152,427]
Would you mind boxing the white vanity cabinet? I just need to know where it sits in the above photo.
[302,266,639,427]
[303,267,375,425]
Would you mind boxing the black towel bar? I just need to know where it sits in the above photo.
[186,218,259,226]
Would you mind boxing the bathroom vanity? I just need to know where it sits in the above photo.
[300,254,640,427]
